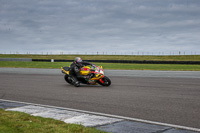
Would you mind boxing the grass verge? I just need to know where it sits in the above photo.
[1,61,200,71]
[1,54,200,61]
[0,109,106,133]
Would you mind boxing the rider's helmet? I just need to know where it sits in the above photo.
[74,57,82,66]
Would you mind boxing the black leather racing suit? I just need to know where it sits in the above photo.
[69,61,92,86]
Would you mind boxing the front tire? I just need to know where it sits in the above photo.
[64,74,73,85]
[98,76,111,86]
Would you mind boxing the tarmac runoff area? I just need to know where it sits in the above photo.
[0,99,199,133]
[1,68,200,132]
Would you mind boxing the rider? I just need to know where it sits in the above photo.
[69,57,92,87]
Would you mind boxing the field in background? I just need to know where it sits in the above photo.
[1,54,200,71]
[1,54,200,61]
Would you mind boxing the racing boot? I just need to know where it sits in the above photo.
[70,76,80,87]
[74,81,80,87]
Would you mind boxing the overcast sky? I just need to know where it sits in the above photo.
[0,0,200,55]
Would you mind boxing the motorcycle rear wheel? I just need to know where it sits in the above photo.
[64,74,73,85]
[98,76,111,86]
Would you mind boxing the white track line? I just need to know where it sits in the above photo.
[1,99,200,132]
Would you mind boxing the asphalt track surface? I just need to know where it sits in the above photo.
[0,68,200,129]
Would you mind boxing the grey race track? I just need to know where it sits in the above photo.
[0,68,200,129]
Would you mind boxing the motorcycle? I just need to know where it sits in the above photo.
[61,64,111,86]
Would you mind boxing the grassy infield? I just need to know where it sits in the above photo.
[1,54,200,133]
[0,109,105,133]
[1,54,200,71]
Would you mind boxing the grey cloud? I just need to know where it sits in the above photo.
[0,0,200,54]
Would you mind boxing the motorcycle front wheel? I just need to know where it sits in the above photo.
[98,76,111,86]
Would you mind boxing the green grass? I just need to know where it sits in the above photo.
[0,109,106,133]
[1,54,200,71]
[1,61,200,71]
[1,54,200,61]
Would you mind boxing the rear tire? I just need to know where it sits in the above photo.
[64,74,73,85]
[98,76,111,86]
